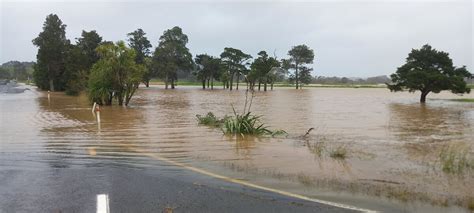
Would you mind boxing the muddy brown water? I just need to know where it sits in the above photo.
[1,86,473,212]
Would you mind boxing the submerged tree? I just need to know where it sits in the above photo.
[32,14,70,91]
[127,29,152,87]
[220,47,252,90]
[298,66,313,88]
[249,51,280,91]
[388,44,472,103]
[195,54,223,89]
[286,45,315,89]
[88,41,145,106]
[152,26,193,89]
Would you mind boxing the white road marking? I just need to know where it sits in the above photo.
[97,194,110,213]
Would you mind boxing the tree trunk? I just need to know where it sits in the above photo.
[264,82,267,91]
[236,73,239,90]
[145,80,149,88]
[230,72,234,90]
[171,79,175,89]
[420,91,429,103]
[271,83,274,90]
[295,64,299,89]
[49,79,55,92]
[118,92,124,106]
[165,80,169,89]
[211,78,214,90]
[202,80,206,89]
[258,82,261,91]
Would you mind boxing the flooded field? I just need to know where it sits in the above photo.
[1,86,473,212]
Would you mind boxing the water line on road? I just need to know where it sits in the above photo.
[118,142,378,213]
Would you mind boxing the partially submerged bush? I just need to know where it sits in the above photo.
[223,109,272,136]
[196,89,286,137]
[196,112,225,127]
[196,110,286,137]
[329,145,348,159]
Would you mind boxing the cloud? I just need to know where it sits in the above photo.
[1,0,471,77]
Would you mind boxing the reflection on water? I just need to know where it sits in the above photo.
[1,86,473,212]
[388,103,471,144]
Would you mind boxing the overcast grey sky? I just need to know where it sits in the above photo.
[1,0,472,77]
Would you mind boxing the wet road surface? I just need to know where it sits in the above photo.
[0,162,356,212]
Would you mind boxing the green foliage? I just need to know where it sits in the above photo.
[76,30,102,69]
[223,109,272,136]
[152,26,193,89]
[88,41,145,106]
[196,112,226,127]
[194,54,223,89]
[127,29,152,64]
[298,66,313,86]
[285,44,315,89]
[0,68,11,79]
[450,98,474,103]
[249,51,280,91]
[32,14,70,91]
[127,29,152,87]
[220,47,252,90]
[388,44,472,102]
[0,61,35,81]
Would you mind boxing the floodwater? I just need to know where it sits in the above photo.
[1,85,473,212]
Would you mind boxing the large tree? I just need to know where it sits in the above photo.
[77,30,102,68]
[388,44,472,103]
[298,66,313,88]
[286,45,315,89]
[250,51,280,91]
[220,47,252,90]
[152,26,193,89]
[127,29,152,87]
[88,41,145,106]
[32,14,70,91]
[64,30,103,95]
[195,54,223,90]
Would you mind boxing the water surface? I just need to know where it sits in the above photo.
[1,86,473,212]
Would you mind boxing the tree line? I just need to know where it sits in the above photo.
[31,14,472,104]
[32,14,314,105]
[0,61,34,81]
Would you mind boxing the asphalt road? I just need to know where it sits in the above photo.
[0,162,357,213]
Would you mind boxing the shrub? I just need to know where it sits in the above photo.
[329,145,348,159]
[196,112,226,127]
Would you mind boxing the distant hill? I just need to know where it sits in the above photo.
[312,75,390,85]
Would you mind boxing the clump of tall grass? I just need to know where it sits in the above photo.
[196,112,226,127]
[329,145,348,159]
[439,144,473,175]
[223,108,273,136]
[196,87,286,137]
[222,87,286,136]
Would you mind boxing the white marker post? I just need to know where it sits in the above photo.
[95,104,101,131]
[92,102,97,113]
[95,104,101,124]
[47,90,50,100]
